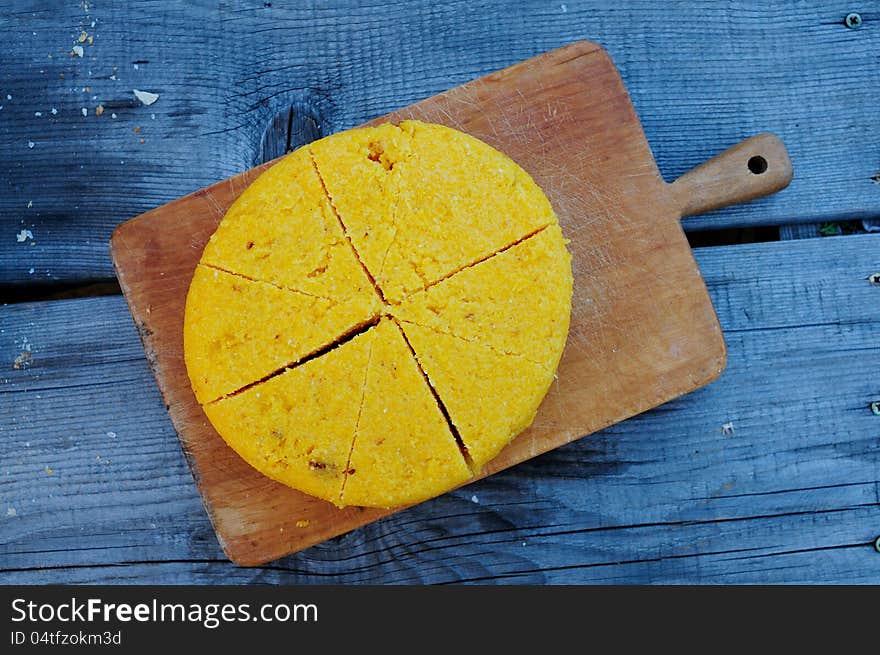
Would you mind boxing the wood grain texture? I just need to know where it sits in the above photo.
[108,42,750,565]
[2,234,878,583]
[779,223,822,240]
[1,1,878,287]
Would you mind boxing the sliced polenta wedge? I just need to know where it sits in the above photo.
[341,319,472,508]
[184,265,379,404]
[309,123,414,296]
[399,321,556,472]
[203,328,375,504]
[376,120,557,302]
[200,146,376,302]
[392,223,572,365]
[312,120,556,303]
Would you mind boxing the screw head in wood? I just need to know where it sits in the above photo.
[875,535,880,554]
[844,13,863,29]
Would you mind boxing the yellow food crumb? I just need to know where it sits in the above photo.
[295,520,310,528]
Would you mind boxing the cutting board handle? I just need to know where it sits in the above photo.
[669,133,793,217]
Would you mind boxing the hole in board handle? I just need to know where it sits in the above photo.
[748,155,768,175]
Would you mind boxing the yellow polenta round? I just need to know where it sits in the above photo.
[183,120,573,509]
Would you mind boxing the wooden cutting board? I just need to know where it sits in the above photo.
[110,41,792,566]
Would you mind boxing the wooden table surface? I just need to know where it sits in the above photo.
[1,1,878,584]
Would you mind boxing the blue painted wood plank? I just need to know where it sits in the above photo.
[1,1,878,286]
[1,233,878,583]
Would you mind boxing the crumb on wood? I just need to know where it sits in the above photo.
[95,104,104,116]
[72,45,84,57]
[6,507,16,517]
[13,352,31,370]
[45,466,53,475]
[16,229,34,242]
[133,89,159,106]
[721,421,735,435]
[295,520,310,528]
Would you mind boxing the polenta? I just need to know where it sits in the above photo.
[399,322,558,471]
[203,328,374,501]
[184,120,573,509]
[183,265,378,404]
[391,223,573,364]
[341,319,472,508]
